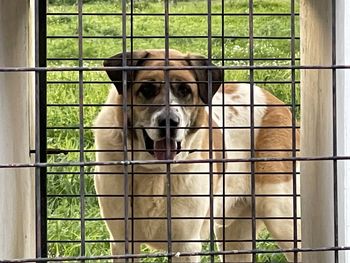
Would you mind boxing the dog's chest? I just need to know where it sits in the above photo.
[132,162,211,215]
[131,164,211,242]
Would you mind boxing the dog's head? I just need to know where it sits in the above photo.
[104,49,222,160]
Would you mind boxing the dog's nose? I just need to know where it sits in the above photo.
[158,116,180,138]
[158,118,179,128]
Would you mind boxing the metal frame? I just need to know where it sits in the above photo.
[35,0,48,258]
[40,1,300,261]
[332,1,339,263]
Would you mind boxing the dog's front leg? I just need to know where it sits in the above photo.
[110,241,141,263]
[94,167,135,263]
[169,217,205,263]
[171,242,202,263]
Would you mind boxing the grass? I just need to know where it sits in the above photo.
[46,0,300,262]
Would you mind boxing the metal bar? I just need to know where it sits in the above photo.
[35,0,48,258]
[41,149,302,154]
[2,246,350,263]
[207,0,214,261]
[47,238,302,243]
[2,155,350,169]
[47,173,300,177]
[47,216,303,221]
[2,64,350,72]
[164,0,172,261]
[248,0,257,261]
[332,0,339,262]
[47,170,301,175]
[45,81,301,85]
[130,0,136,260]
[77,0,86,258]
[46,12,300,17]
[290,0,299,262]
[48,125,302,130]
[121,0,130,259]
[221,1,226,260]
[45,102,301,107]
[46,35,300,40]
[47,193,302,198]
[46,57,301,62]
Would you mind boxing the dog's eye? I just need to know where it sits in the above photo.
[138,83,158,99]
[177,84,192,98]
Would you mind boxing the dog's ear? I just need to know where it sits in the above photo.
[186,54,223,104]
[104,51,149,94]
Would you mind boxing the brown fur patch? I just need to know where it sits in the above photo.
[255,90,300,184]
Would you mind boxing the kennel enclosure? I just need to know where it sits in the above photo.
[0,0,350,262]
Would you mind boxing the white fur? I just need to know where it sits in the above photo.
[146,92,188,142]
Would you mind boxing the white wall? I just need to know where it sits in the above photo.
[0,0,35,259]
[336,0,350,262]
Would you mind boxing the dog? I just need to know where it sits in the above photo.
[94,49,300,262]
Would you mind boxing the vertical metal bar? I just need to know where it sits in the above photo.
[35,0,48,258]
[290,0,298,262]
[332,0,339,261]
[221,1,226,262]
[130,0,135,260]
[77,0,86,258]
[164,0,172,261]
[121,0,130,259]
[207,1,214,262]
[248,0,256,262]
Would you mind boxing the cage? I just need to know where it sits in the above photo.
[0,0,349,263]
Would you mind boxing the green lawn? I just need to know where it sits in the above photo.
[46,0,300,262]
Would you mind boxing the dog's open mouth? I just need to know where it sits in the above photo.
[143,129,181,160]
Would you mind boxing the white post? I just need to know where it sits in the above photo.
[300,0,334,262]
[0,0,35,260]
[336,0,350,262]
[301,0,350,262]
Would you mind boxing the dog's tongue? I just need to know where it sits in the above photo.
[154,139,177,160]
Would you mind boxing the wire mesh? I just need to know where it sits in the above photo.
[42,1,302,261]
[1,0,350,263]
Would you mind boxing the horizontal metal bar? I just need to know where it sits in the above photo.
[1,64,349,72]
[1,155,349,169]
[47,57,301,61]
[47,12,300,17]
[1,245,349,263]
[47,125,300,130]
[46,171,300,175]
[43,148,69,155]
[46,238,301,244]
[47,193,301,198]
[47,35,300,40]
[48,216,301,221]
[46,81,301,85]
[39,148,300,154]
[46,103,301,108]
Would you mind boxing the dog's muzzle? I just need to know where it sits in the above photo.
[143,117,182,160]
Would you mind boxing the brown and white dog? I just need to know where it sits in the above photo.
[94,49,300,262]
